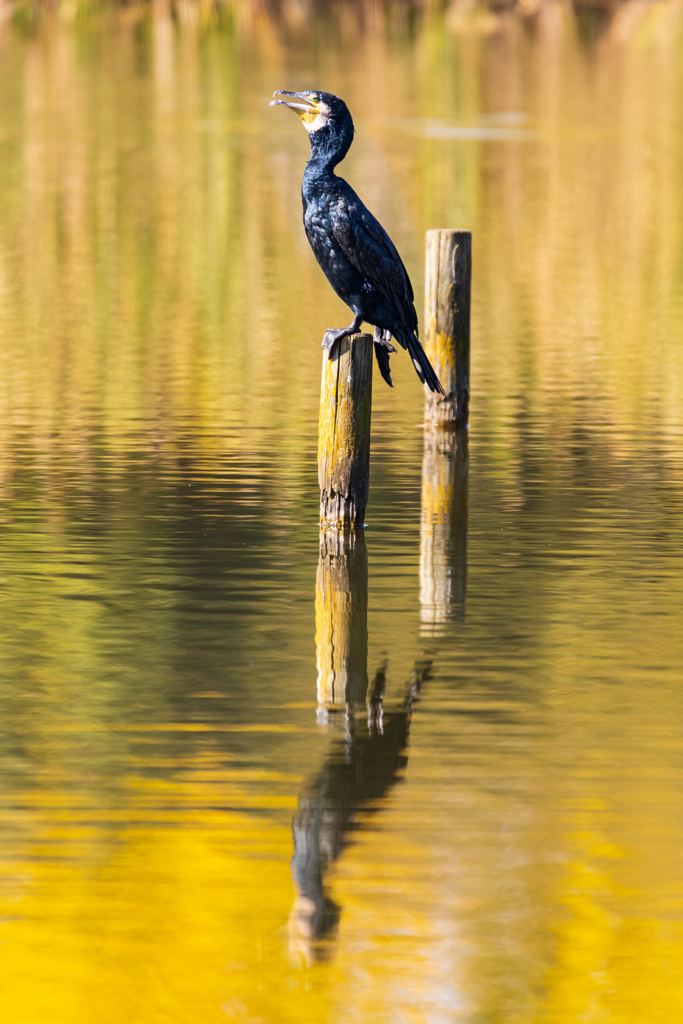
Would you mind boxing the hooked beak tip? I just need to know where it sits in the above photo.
[271,90,293,108]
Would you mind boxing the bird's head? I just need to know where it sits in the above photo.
[270,90,354,167]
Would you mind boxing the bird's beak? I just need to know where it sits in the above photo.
[270,90,321,124]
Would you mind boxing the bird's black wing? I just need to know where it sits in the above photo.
[331,189,418,338]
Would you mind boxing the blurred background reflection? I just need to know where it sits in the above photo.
[1,2,683,1022]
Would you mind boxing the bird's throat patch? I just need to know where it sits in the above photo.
[297,111,325,132]
[297,108,318,124]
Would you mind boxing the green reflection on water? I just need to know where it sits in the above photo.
[1,3,683,1022]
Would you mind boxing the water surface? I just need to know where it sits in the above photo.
[1,4,683,1021]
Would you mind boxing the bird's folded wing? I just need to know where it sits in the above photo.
[331,198,418,338]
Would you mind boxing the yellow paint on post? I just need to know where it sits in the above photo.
[318,332,373,529]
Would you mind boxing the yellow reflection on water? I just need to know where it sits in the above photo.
[542,829,683,1024]
[0,812,312,1023]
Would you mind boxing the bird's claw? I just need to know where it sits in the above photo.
[322,330,338,355]
[373,327,396,353]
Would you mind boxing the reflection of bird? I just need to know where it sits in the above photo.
[289,660,431,959]
[271,90,444,393]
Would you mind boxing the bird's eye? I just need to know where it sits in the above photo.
[311,94,320,104]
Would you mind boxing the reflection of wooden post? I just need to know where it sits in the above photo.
[424,230,471,427]
[315,530,369,710]
[420,428,468,633]
[318,333,373,529]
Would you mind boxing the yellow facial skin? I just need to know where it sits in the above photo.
[298,96,328,133]
[298,108,319,125]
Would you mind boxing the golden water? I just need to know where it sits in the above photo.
[1,3,683,1020]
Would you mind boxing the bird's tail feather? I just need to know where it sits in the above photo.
[400,332,444,395]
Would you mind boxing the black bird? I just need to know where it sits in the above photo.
[271,90,444,394]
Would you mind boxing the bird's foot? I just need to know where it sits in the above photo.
[322,329,347,354]
[373,326,397,352]
[322,316,363,357]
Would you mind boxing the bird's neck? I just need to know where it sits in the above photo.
[303,121,353,182]
[303,155,337,187]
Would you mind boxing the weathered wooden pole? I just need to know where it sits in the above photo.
[318,332,373,529]
[424,229,471,427]
[419,427,469,634]
[315,529,369,715]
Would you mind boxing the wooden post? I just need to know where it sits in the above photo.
[424,230,471,427]
[318,333,373,529]
[315,529,369,714]
[419,427,468,633]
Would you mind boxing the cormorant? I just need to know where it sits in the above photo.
[271,90,444,394]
